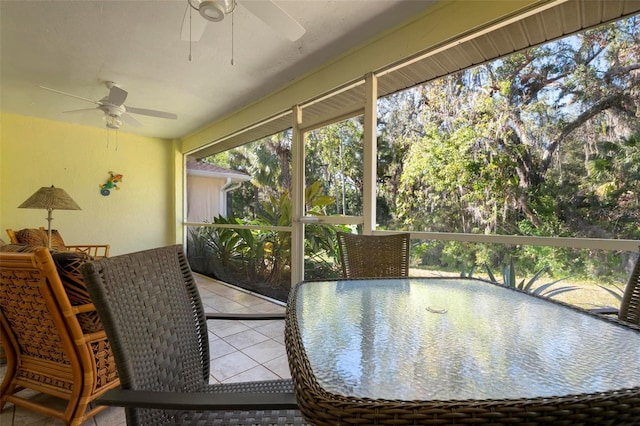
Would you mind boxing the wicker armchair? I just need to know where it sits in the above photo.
[0,247,120,425]
[80,245,304,426]
[591,254,640,325]
[337,232,411,278]
[6,227,110,258]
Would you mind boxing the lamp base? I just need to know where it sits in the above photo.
[45,208,53,250]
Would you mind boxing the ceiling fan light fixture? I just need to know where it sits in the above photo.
[198,0,234,22]
[105,115,122,130]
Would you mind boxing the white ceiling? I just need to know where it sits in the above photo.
[0,0,437,140]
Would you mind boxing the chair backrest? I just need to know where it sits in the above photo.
[80,245,210,424]
[5,228,18,244]
[620,254,640,325]
[0,248,80,370]
[336,232,410,278]
[0,247,118,424]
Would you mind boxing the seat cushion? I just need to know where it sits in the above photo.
[52,251,103,334]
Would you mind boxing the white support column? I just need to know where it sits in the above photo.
[291,105,305,285]
[363,73,377,235]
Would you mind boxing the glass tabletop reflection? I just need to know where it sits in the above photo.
[295,278,640,401]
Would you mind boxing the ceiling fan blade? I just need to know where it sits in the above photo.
[241,0,305,41]
[121,113,143,128]
[107,85,128,106]
[40,86,98,105]
[125,106,178,120]
[62,107,100,114]
[181,4,209,42]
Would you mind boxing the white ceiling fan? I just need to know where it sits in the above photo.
[181,0,306,42]
[40,81,178,130]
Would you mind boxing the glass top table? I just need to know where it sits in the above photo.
[285,277,640,425]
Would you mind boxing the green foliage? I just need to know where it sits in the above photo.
[585,134,640,239]
[187,218,248,280]
[390,18,640,283]
[304,117,364,216]
[483,259,578,299]
[187,181,341,300]
[459,265,476,278]
[196,17,640,294]
[598,284,625,303]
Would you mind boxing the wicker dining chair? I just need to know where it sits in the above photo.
[620,254,640,325]
[80,244,305,426]
[0,247,119,426]
[592,254,640,325]
[336,232,411,278]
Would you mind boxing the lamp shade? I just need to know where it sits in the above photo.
[19,186,81,211]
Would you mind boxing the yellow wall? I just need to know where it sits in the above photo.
[0,113,176,255]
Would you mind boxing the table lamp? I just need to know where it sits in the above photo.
[18,185,81,249]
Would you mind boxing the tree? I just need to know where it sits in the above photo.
[304,117,364,215]
[375,17,640,277]
[388,17,640,242]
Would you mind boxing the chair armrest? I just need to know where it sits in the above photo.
[97,388,298,410]
[65,244,110,258]
[206,312,285,320]
[71,302,97,314]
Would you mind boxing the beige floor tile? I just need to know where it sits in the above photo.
[206,283,248,298]
[91,407,127,426]
[253,320,286,339]
[224,329,270,350]
[207,330,222,342]
[209,352,260,382]
[0,407,15,425]
[226,292,271,307]
[241,340,287,365]
[209,338,239,360]
[223,365,281,383]
[272,334,286,345]
[207,319,251,338]
[263,355,293,379]
[201,296,246,312]
[250,301,287,314]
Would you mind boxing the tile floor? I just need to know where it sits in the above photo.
[0,274,290,425]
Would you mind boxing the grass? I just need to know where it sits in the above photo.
[410,267,622,310]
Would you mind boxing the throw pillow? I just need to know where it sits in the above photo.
[51,251,103,334]
[15,228,47,246]
[15,228,66,250]
[0,244,39,253]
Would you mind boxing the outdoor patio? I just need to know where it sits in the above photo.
[0,274,290,426]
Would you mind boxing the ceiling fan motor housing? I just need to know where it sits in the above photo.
[99,103,126,117]
[197,0,234,22]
